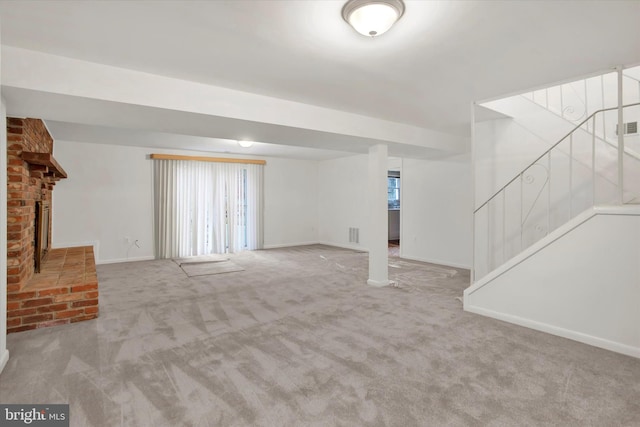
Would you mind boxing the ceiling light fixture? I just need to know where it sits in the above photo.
[237,140,254,148]
[342,0,405,37]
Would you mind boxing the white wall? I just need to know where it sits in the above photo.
[317,154,369,250]
[262,157,318,248]
[52,140,319,263]
[0,23,8,374]
[317,153,472,269]
[388,210,400,240]
[52,141,153,263]
[465,208,640,358]
[401,154,472,269]
[0,98,8,373]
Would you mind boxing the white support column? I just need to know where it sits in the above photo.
[0,98,8,373]
[0,16,9,374]
[367,144,389,287]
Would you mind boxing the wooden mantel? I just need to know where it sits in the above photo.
[21,151,68,179]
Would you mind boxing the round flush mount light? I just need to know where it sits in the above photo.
[342,0,405,37]
[238,140,254,148]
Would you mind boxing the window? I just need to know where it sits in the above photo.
[388,176,400,209]
[153,159,264,259]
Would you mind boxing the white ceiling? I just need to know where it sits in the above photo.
[1,0,639,157]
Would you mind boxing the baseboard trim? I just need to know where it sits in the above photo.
[367,279,390,287]
[317,241,369,252]
[464,304,640,359]
[96,256,155,265]
[399,254,470,270]
[263,241,320,249]
[0,349,9,374]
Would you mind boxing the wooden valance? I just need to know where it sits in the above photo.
[150,154,266,165]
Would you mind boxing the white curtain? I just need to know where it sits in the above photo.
[154,159,264,259]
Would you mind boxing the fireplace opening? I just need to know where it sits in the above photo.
[34,200,50,273]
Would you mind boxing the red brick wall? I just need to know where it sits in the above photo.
[7,247,99,333]
[7,118,56,291]
[7,284,99,333]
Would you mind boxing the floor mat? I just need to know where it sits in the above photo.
[180,260,244,277]
[173,254,229,266]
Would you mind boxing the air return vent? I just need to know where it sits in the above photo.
[616,121,638,135]
[349,227,360,244]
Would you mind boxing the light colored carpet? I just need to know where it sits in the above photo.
[1,245,639,426]
[180,260,245,277]
[388,245,400,258]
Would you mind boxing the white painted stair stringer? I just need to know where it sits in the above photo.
[464,205,640,358]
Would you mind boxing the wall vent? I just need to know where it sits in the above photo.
[616,121,638,135]
[349,227,360,244]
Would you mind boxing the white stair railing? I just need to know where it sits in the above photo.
[474,103,640,281]
[524,73,640,147]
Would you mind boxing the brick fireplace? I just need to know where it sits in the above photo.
[6,118,99,333]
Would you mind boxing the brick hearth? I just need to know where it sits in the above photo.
[7,247,99,333]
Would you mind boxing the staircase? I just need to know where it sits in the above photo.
[473,101,640,277]
[521,72,640,175]
[465,205,640,358]
[465,70,640,358]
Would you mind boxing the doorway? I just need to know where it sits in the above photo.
[388,170,400,257]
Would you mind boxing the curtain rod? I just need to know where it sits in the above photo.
[150,154,266,165]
